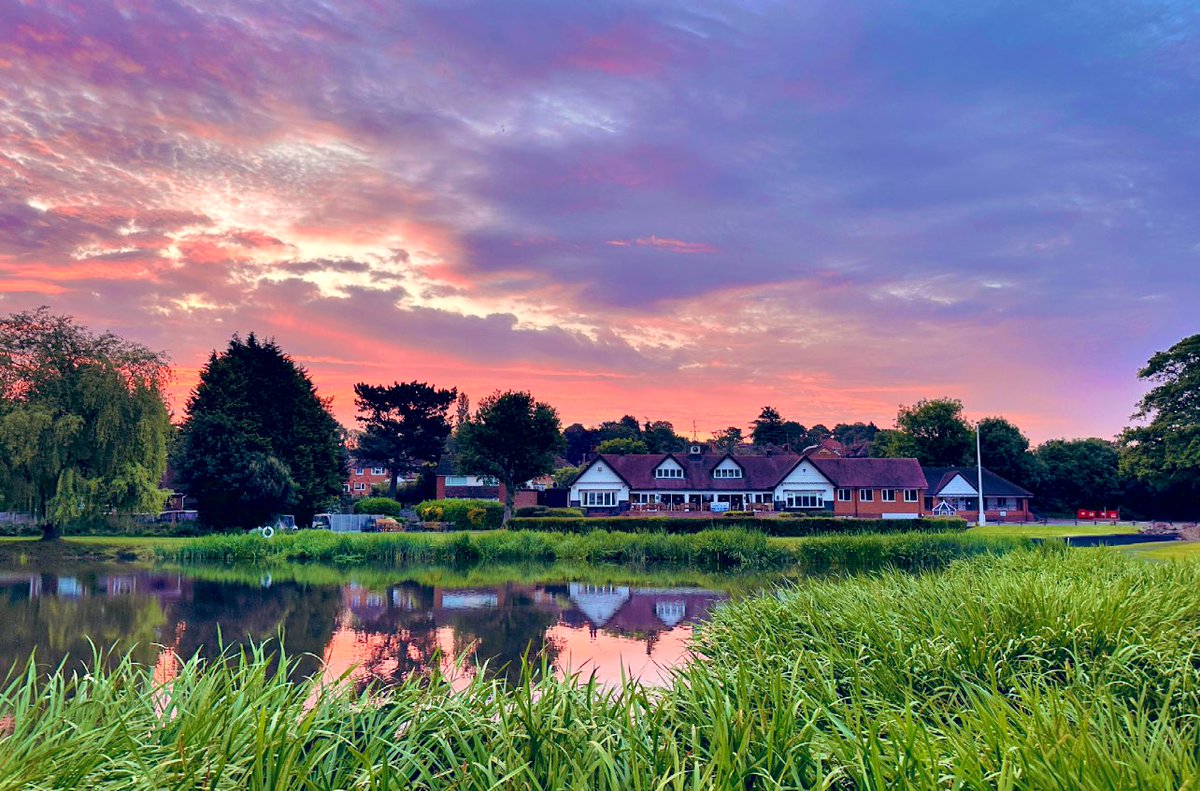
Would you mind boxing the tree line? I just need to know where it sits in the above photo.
[2,308,1198,537]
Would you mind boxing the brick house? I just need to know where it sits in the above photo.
[344,458,393,498]
[567,444,928,517]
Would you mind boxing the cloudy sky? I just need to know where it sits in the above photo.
[1,0,1197,441]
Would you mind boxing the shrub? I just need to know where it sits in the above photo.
[351,497,403,517]
[514,506,585,518]
[723,511,756,518]
[415,499,504,530]
[505,516,969,536]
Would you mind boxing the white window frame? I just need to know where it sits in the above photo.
[713,468,743,479]
[371,467,386,476]
[354,482,366,492]
[342,484,350,493]
[904,489,918,503]
[655,467,684,479]
[354,467,364,476]
[837,488,851,502]
[881,489,896,502]
[582,490,618,507]
[859,489,874,502]
[785,492,825,509]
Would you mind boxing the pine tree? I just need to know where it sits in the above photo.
[175,334,344,530]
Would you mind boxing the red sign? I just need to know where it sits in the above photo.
[1076,509,1119,520]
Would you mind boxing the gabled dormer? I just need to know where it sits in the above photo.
[653,455,686,479]
[711,454,744,479]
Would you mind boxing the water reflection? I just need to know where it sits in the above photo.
[0,565,731,688]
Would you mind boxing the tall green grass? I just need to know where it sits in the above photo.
[157,528,1029,572]
[2,546,1198,788]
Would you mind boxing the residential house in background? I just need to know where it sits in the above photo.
[922,466,1034,522]
[344,458,394,498]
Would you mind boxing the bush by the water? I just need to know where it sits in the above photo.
[415,499,504,530]
[5,547,1198,788]
[351,497,403,517]
[507,515,967,535]
[158,528,1019,572]
[513,506,584,518]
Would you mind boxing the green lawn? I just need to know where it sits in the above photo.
[1122,541,1200,561]
[967,523,1139,540]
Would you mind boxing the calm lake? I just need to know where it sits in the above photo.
[0,561,774,689]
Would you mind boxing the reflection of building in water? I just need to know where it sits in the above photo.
[0,571,188,603]
[567,584,631,628]
[438,591,499,610]
[327,579,729,687]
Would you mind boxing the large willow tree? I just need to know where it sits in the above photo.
[0,308,172,540]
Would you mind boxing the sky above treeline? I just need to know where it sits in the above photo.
[1,1,1197,442]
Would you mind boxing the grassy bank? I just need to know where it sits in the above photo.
[153,528,1030,572]
[2,546,1197,788]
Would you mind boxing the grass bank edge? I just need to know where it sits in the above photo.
[145,528,1031,572]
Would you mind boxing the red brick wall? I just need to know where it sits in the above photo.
[347,465,391,497]
[832,488,925,518]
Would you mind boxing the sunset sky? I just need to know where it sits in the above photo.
[1,1,1197,441]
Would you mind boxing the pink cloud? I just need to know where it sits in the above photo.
[607,236,716,254]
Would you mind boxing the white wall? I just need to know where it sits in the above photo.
[570,460,630,503]
[713,457,743,474]
[937,474,978,496]
[772,460,835,501]
[654,457,684,475]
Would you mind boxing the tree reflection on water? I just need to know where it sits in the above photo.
[0,563,731,688]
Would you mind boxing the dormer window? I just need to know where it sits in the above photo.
[713,468,742,479]
[655,467,684,479]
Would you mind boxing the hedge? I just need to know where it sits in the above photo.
[415,499,505,530]
[505,515,969,536]
[351,497,403,517]
[515,506,585,518]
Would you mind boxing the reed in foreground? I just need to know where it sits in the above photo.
[4,546,1194,789]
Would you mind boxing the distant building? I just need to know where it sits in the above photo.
[922,466,1034,522]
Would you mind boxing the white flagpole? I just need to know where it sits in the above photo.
[976,422,987,526]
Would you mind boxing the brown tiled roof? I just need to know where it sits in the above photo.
[597,453,799,491]
[809,457,927,488]
[592,453,927,491]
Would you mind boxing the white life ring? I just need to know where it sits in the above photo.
[261,525,275,539]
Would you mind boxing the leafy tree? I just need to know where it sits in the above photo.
[711,426,744,454]
[868,428,906,458]
[833,422,878,450]
[175,334,344,530]
[453,392,471,428]
[1120,335,1200,517]
[596,417,640,445]
[596,437,649,455]
[1034,438,1121,516]
[977,416,1037,488]
[805,424,832,447]
[551,465,580,488]
[456,391,565,523]
[888,398,973,465]
[561,423,595,465]
[751,406,787,446]
[353,381,456,499]
[642,420,686,453]
[0,308,172,540]
[781,420,808,448]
